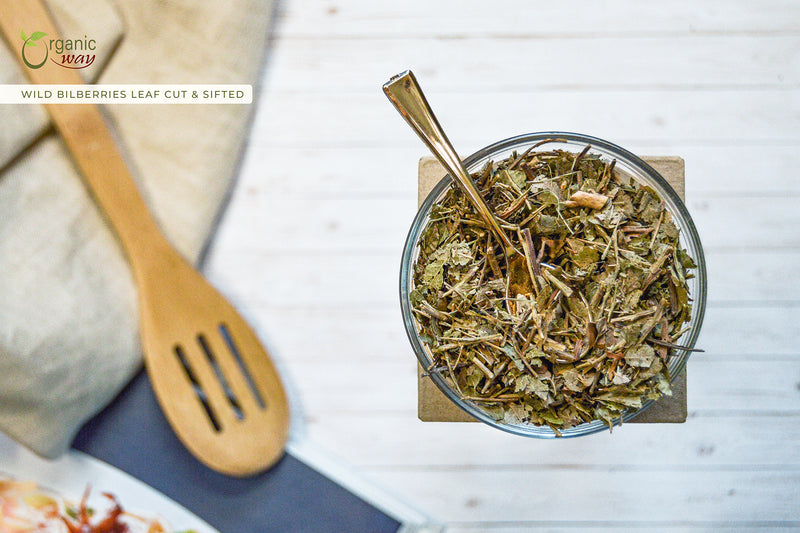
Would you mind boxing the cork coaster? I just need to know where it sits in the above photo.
[416,156,688,423]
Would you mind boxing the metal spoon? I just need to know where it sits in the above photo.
[383,70,535,304]
[382,70,518,253]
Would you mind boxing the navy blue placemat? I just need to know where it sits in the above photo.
[73,370,400,533]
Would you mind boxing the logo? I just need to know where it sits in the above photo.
[20,30,96,70]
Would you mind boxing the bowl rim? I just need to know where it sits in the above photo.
[399,131,708,438]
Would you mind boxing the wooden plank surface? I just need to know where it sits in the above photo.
[252,91,800,147]
[214,194,800,252]
[306,412,800,468]
[373,469,800,523]
[293,357,800,416]
[268,36,800,90]
[205,0,800,529]
[276,0,800,37]
[238,146,800,194]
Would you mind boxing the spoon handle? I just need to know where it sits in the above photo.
[0,0,169,270]
[383,70,514,251]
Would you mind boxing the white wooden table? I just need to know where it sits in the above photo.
[207,1,800,530]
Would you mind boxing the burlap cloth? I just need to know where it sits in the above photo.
[0,0,274,457]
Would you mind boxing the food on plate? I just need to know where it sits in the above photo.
[410,145,697,433]
[0,475,196,533]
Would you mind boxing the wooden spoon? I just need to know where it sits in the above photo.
[0,0,289,476]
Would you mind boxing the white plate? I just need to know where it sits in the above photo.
[0,432,218,533]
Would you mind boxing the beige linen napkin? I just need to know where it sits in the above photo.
[0,0,274,458]
[0,0,123,170]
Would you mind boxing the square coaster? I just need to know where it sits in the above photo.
[416,156,688,424]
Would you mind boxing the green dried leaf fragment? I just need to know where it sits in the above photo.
[561,368,591,392]
[501,344,525,372]
[596,388,644,409]
[654,373,673,396]
[539,409,566,426]
[514,374,552,403]
[503,402,530,424]
[502,169,528,191]
[625,344,656,368]
[421,257,446,290]
[448,242,473,266]
[573,246,600,269]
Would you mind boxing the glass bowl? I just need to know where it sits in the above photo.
[400,131,707,438]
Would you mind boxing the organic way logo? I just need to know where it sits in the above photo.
[20,30,96,70]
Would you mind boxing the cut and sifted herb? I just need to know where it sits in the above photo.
[410,145,697,434]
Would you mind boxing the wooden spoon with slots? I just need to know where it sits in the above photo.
[0,0,289,476]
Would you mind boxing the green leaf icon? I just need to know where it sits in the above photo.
[21,30,27,41]
[26,41,36,47]
[30,31,47,41]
